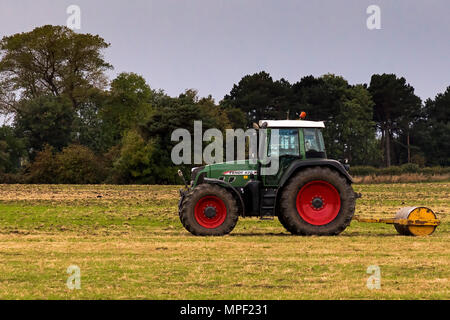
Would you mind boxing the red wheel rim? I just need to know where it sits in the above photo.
[194,196,227,229]
[296,180,341,226]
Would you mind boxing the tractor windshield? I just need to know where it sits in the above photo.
[304,128,326,158]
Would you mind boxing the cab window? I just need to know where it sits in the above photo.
[303,128,326,157]
[268,129,300,157]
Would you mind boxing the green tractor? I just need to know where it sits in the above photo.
[178,119,358,236]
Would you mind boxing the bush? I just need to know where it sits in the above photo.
[400,163,420,174]
[0,172,24,184]
[56,145,106,184]
[349,166,377,176]
[25,144,106,184]
[110,131,154,184]
[111,130,178,185]
[421,166,450,175]
[378,166,403,176]
[411,154,426,167]
[25,145,58,183]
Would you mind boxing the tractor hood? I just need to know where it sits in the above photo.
[206,160,258,177]
[192,160,259,187]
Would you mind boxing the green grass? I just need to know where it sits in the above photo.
[0,183,448,299]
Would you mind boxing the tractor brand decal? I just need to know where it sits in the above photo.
[223,170,257,176]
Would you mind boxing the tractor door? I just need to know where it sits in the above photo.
[262,128,303,187]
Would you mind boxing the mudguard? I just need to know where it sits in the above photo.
[278,159,353,189]
[203,178,246,216]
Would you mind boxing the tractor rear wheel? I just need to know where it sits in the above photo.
[279,167,355,235]
[179,184,239,236]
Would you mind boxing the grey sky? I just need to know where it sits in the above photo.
[1,0,449,102]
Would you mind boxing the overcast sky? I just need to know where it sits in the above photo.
[1,0,449,102]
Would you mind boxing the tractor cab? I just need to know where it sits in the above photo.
[260,119,327,160]
[259,120,327,187]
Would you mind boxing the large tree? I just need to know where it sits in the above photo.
[14,95,74,159]
[105,72,153,132]
[0,125,26,172]
[0,25,112,114]
[111,90,232,184]
[335,84,379,164]
[98,72,154,150]
[368,74,421,166]
[292,74,347,123]
[293,74,379,164]
[410,86,450,166]
[72,89,112,153]
[222,71,292,125]
[223,72,379,165]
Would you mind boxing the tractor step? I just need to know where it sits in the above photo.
[260,189,277,217]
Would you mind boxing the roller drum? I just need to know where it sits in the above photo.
[394,207,437,236]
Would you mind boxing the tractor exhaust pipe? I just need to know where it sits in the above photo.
[178,170,189,189]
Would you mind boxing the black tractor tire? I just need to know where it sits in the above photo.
[279,167,355,236]
[277,209,290,232]
[179,184,239,236]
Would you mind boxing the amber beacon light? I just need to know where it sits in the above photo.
[299,111,307,120]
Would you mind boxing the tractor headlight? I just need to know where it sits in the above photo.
[191,166,205,183]
[338,159,350,172]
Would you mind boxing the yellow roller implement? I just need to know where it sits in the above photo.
[354,207,440,236]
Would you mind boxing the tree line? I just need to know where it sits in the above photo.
[0,25,448,184]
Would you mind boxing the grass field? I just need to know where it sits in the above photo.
[0,182,448,300]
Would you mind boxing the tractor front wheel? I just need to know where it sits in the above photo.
[179,184,239,236]
[279,167,355,235]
